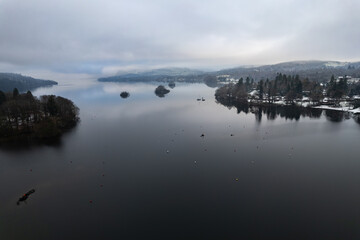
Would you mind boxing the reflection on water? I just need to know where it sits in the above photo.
[0,136,62,151]
[2,82,360,240]
[0,125,78,152]
[168,81,176,89]
[215,97,359,123]
[324,109,348,122]
[354,114,360,124]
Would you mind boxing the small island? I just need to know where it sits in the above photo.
[0,89,79,141]
[120,91,130,98]
[154,85,170,98]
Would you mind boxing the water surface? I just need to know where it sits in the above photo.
[1,81,360,240]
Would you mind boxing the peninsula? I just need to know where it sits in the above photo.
[0,73,58,92]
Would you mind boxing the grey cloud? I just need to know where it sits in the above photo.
[0,0,359,75]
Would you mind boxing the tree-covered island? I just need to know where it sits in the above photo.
[154,85,170,97]
[0,89,79,141]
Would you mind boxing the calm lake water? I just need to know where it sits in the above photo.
[1,81,360,240]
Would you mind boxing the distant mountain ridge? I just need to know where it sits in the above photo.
[216,60,360,82]
[0,73,58,92]
[99,67,204,82]
[220,60,359,72]
[124,67,204,77]
[98,60,360,83]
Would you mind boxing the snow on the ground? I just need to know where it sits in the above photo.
[245,99,360,114]
[273,100,285,105]
[313,105,360,113]
[349,108,360,114]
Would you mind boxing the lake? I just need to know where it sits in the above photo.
[1,81,360,240]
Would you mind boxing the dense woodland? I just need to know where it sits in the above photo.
[0,89,79,140]
[215,73,360,105]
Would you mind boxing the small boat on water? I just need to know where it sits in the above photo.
[17,189,35,205]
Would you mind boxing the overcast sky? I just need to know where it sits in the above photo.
[0,0,360,76]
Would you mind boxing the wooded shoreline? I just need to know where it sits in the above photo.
[0,89,79,141]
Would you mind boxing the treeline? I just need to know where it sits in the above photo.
[216,73,360,104]
[0,88,79,139]
[326,75,349,99]
[215,77,256,102]
[257,73,323,103]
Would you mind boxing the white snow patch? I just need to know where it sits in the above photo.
[314,105,352,112]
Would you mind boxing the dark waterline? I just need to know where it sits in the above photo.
[1,82,360,240]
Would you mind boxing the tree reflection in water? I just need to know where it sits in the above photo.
[324,110,345,122]
[214,97,357,123]
[354,114,360,125]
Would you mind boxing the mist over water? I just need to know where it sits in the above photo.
[1,81,360,240]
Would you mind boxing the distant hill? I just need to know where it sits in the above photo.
[126,67,204,77]
[215,61,360,82]
[98,67,204,82]
[98,61,360,84]
[0,73,57,92]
